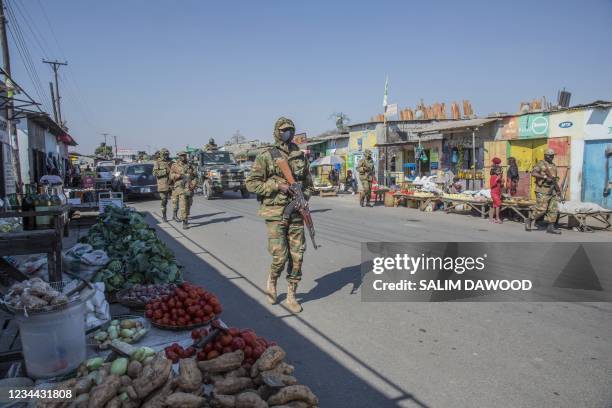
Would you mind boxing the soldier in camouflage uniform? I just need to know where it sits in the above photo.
[357,149,375,207]
[152,148,173,222]
[170,151,198,229]
[527,148,561,234]
[204,138,218,152]
[245,117,313,313]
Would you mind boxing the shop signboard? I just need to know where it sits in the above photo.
[519,113,549,139]
[500,116,519,140]
[548,110,584,139]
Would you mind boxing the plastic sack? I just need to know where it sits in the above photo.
[85,282,110,330]
[63,243,110,281]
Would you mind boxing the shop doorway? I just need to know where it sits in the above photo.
[582,139,612,209]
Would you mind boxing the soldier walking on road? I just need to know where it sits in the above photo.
[152,148,173,222]
[245,117,313,313]
[527,148,562,234]
[170,151,198,230]
[357,149,375,207]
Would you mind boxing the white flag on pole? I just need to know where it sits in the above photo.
[385,103,398,118]
[383,76,388,108]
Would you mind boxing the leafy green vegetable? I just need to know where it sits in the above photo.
[83,206,182,292]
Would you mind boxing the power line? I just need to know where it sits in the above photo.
[5,0,52,114]
[11,0,50,60]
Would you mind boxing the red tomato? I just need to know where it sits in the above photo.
[219,334,233,346]
[196,287,205,296]
[206,350,220,360]
[228,328,240,337]
[193,317,202,325]
[191,329,202,340]
[163,313,170,320]
[184,298,194,307]
[241,332,257,345]
[231,337,246,351]
[166,351,178,361]
[203,292,212,301]
[161,295,170,303]
[153,310,163,319]
[196,351,207,361]
[177,290,188,300]
[168,298,176,308]
[196,310,204,319]
[253,346,264,359]
[256,338,267,348]
[145,310,153,318]
[214,341,224,352]
[177,309,186,317]
[213,305,223,315]
[161,303,169,312]
[200,328,209,337]
[244,346,253,358]
[203,305,213,314]
[209,297,219,306]
[222,346,232,354]
[203,343,213,353]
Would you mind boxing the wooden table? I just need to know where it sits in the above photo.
[557,211,612,232]
[393,194,440,211]
[500,201,535,224]
[441,197,490,218]
[0,207,69,283]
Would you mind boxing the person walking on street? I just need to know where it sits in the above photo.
[170,151,197,229]
[245,117,313,314]
[489,157,504,224]
[357,149,375,207]
[527,149,561,234]
[152,148,173,222]
[506,156,519,196]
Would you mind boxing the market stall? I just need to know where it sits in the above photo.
[0,206,319,407]
[557,201,612,232]
[310,155,343,197]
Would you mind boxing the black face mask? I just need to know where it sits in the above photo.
[280,129,295,143]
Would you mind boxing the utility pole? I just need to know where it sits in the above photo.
[113,135,117,158]
[42,59,67,127]
[49,82,58,122]
[101,132,108,145]
[0,0,22,195]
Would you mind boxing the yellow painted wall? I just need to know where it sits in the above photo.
[349,130,377,151]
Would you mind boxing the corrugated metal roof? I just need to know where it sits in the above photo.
[415,118,498,134]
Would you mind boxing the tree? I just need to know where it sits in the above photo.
[95,143,113,159]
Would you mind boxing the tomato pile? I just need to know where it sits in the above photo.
[189,326,275,370]
[164,343,196,363]
[144,282,222,327]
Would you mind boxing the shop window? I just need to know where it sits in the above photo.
[390,156,397,172]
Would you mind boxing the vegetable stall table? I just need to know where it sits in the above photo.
[500,199,535,224]
[392,193,440,211]
[372,187,390,204]
[557,210,612,232]
[0,206,69,283]
[441,197,490,218]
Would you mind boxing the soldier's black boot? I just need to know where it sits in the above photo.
[182,219,188,230]
[546,223,561,234]
[173,208,180,222]
[162,209,168,222]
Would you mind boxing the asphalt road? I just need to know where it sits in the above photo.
[130,193,612,408]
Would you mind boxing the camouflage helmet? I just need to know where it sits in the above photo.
[160,148,170,157]
[177,150,187,157]
[208,138,215,144]
[273,117,296,143]
[544,148,555,156]
[364,149,372,157]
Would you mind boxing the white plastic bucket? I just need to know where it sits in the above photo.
[15,301,87,379]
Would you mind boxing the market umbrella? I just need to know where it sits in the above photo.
[310,156,343,167]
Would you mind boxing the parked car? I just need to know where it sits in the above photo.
[111,162,158,198]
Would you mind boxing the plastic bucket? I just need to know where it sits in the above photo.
[15,301,87,379]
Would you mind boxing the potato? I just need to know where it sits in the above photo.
[127,360,142,379]
[197,350,244,374]
[133,354,172,399]
[225,367,248,378]
[141,373,174,408]
[104,396,122,408]
[261,372,297,386]
[89,374,121,408]
[175,358,202,392]
[257,385,274,401]
[74,376,94,395]
[236,391,268,408]
[165,392,206,408]
[257,346,286,371]
[213,394,236,408]
[267,385,318,406]
[213,377,254,395]
[120,376,132,387]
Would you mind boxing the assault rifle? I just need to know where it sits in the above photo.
[275,159,318,250]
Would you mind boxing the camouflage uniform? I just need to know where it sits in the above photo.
[245,117,313,312]
[528,149,561,234]
[170,152,198,228]
[204,138,218,152]
[357,150,375,206]
[152,148,173,221]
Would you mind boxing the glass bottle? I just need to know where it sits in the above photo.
[35,185,52,230]
[21,185,36,230]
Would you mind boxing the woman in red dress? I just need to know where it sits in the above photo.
[489,157,504,223]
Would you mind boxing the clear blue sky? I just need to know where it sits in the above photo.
[7,0,612,154]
